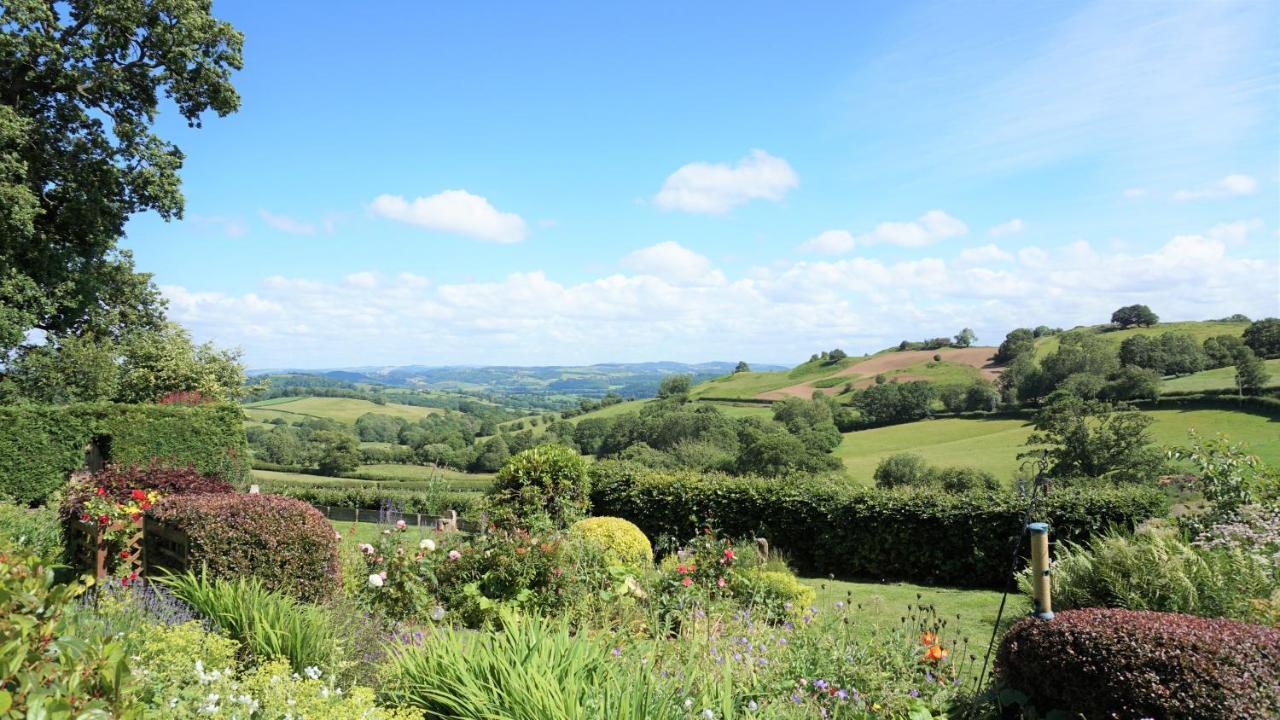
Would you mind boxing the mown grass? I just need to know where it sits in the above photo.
[567,398,651,422]
[689,370,800,399]
[252,466,494,492]
[1033,320,1249,359]
[804,577,1028,667]
[834,408,1280,485]
[242,396,442,424]
[1161,359,1280,393]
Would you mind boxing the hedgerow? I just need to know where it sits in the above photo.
[0,402,249,505]
[588,461,1167,587]
[248,482,481,516]
[996,608,1280,719]
[147,493,339,602]
[60,462,234,525]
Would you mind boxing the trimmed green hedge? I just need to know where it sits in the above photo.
[250,482,481,516]
[0,403,249,505]
[588,462,1168,587]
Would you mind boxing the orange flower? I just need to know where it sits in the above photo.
[921,644,948,663]
[920,632,937,646]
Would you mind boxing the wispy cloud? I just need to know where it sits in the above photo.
[988,218,1025,237]
[369,190,527,243]
[655,149,798,214]
[259,210,317,235]
[1172,174,1258,202]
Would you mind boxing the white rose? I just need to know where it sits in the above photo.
[419,538,436,552]
[367,573,384,588]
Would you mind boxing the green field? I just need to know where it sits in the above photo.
[1162,359,1280,393]
[242,396,442,424]
[805,577,1028,668]
[1033,320,1249,359]
[253,466,493,492]
[568,398,651,422]
[689,370,798,399]
[834,408,1280,484]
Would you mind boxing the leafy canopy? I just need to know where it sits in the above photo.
[0,0,242,355]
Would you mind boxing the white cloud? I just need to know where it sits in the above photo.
[988,218,1025,237]
[1206,219,1262,245]
[654,149,798,214]
[620,242,723,285]
[369,190,527,243]
[164,223,1279,367]
[861,210,968,247]
[1172,174,1259,202]
[259,210,317,236]
[799,230,857,255]
[1122,187,1148,199]
[958,244,1014,265]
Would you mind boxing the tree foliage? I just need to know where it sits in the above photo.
[1242,318,1280,359]
[0,0,244,360]
[1111,305,1159,329]
[1023,396,1165,485]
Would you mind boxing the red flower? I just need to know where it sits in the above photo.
[130,512,142,522]
[723,548,735,560]
[681,577,693,587]
[140,501,151,510]
[79,513,90,522]
[130,489,147,502]
[120,550,130,559]
[95,486,106,496]
[97,514,110,525]
[677,564,689,575]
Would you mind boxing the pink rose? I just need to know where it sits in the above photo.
[448,550,462,561]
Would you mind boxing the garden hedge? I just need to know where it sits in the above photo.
[588,462,1167,587]
[996,608,1280,719]
[249,482,481,516]
[148,493,339,602]
[0,402,249,505]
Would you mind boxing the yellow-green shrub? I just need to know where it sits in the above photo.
[570,516,653,567]
[737,569,815,621]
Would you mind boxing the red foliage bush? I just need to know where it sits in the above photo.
[61,462,234,523]
[996,608,1280,719]
[156,390,210,405]
[148,493,339,602]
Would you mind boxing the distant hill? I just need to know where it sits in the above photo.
[248,361,787,399]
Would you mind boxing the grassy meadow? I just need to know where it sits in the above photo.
[1032,320,1250,359]
[834,408,1280,485]
[243,396,442,424]
[1161,358,1280,393]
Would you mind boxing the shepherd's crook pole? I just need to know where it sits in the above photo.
[1028,522,1053,620]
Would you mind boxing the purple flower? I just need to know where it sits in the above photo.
[814,679,829,690]
[836,689,849,700]
[910,688,920,698]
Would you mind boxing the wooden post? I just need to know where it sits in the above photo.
[1028,522,1053,620]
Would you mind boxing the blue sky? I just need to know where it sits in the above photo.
[124,0,1280,368]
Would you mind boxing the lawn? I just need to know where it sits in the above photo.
[834,408,1280,484]
[1161,359,1280,393]
[804,577,1028,673]
[568,398,651,422]
[242,396,442,424]
[1033,320,1249,359]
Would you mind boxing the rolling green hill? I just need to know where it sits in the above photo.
[1161,359,1280,393]
[243,396,443,424]
[834,408,1279,485]
[1032,320,1250,359]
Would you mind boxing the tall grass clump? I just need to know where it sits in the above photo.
[1021,527,1275,623]
[383,613,689,720]
[153,572,340,673]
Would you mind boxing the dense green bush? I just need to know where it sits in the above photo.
[589,462,1166,586]
[873,454,1000,492]
[738,569,815,621]
[0,547,132,717]
[148,493,339,602]
[0,402,249,504]
[997,608,1280,719]
[0,503,62,560]
[1021,527,1277,624]
[489,444,590,528]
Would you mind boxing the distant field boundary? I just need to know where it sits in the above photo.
[695,397,775,405]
